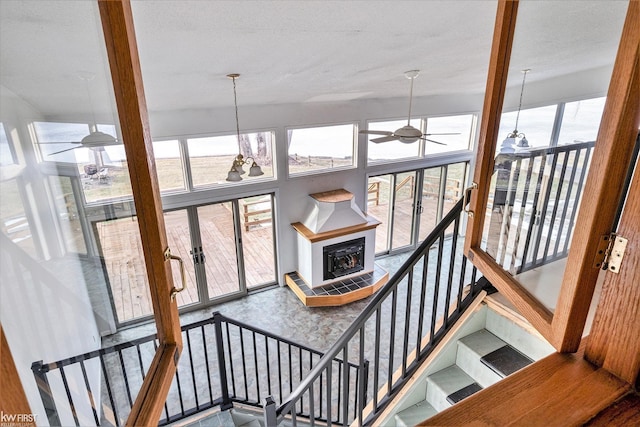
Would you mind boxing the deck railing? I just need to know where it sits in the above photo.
[31,312,361,426]
[265,197,484,426]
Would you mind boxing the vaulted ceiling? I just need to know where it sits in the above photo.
[0,1,629,119]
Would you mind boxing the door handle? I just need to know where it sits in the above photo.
[463,182,478,218]
[165,248,186,301]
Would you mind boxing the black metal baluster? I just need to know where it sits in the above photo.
[253,331,260,403]
[373,307,381,410]
[239,327,249,400]
[387,288,397,394]
[185,328,199,411]
[201,325,214,405]
[543,151,570,263]
[79,360,100,425]
[401,269,413,378]
[532,150,560,265]
[431,233,444,338]
[341,346,349,426]
[357,326,366,426]
[59,366,80,426]
[443,217,460,326]
[31,361,61,426]
[265,336,272,397]
[277,340,283,403]
[416,251,429,355]
[117,350,134,409]
[224,321,236,400]
[520,154,548,271]
[457,254,468,311]
[325,364,332,425]
[554,147,581,256]
[213,313,232,410]
[564,146,592,254]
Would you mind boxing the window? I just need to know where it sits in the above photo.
[366,119,421,163]
[152,139,185,193]
[557,97,606,145]
[424,114,475,154]
[33,121,134,204]
[188,131,274,187]
[288,124,355,175]
[0,123,16,166]
[497,105,558,150]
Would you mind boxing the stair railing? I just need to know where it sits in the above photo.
[31,312,361,426]
[266,197,483,426]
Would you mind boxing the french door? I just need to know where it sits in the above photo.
[368,162,468,255]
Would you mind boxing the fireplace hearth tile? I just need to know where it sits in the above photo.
[285,264,389,307]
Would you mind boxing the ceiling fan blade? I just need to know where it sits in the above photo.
[371,135,399,143]
[359,130,393,136]
[49,146,81,155]
[421,138,447,145]
[424,132,461,136]
[37,141,82,145]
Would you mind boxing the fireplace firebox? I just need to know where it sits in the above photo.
[323,237,365,280]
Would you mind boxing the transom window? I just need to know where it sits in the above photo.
[287,123,356,176]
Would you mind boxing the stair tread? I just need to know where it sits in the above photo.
[395,401,438,426]
[427,364,476,395]
[458,329,507,357]
[446,382,483,404]
[481,344,534,377]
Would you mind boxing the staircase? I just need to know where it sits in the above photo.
[386,296,555,426]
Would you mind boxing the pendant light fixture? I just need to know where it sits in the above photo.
[500,69,531,153]
[225,73,264,182]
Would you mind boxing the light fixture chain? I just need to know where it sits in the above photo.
[231,76,241,153]
[514,69,530,132]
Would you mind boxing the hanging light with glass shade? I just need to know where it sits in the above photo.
[225,73,264,182]
[500,69,531,153]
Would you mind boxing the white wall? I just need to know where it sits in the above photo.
[0,88,101,426]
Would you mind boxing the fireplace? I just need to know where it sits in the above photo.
[291,189,380,288]
[323,237,365,280]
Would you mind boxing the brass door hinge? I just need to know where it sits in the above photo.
[593,234,628,273]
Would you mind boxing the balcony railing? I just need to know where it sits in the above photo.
[483,141,595,274]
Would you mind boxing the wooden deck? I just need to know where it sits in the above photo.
[96,204,275,323]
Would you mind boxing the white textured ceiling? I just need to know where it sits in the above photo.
[0,1,629,119]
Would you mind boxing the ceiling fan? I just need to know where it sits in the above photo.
[38,130,120,156]
[36,72,122,156]
[360,70,459,144]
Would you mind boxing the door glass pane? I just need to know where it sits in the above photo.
[391,171,417,250]
[418,167,442,241]
[368,174,391,254]
[198,203,241,299]
[239,194,276,289]
[164,210,199,307]
[96,217,153,323]
[478,1,626,312]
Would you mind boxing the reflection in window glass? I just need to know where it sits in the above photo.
[557,97,606,145]
[425,115,475,154]
[48,176,86,254]
[288,124,355,175]
[34,122,133,203]
[0,179,35,257]
[366,119,421,163]
[97,216,153,323]
[497,105,557,149]
[0,123,16,166]
[153,140,184,192]
[188,132,274,187]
